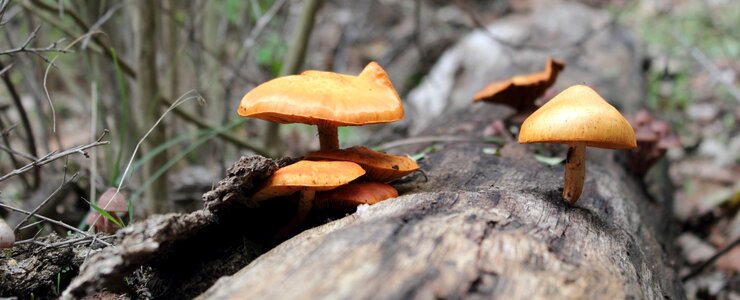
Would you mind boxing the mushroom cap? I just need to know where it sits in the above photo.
[473,58,565,113]
[518,85,636,149]
[97,187,128,212]
[238,62,404,126]
[0,218,14,249]
[314,182,398,212]
[304,146,420,182]
[251,160,366,202]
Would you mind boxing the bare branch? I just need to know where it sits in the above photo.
[0,202,111,246]
[0,61,10,76]
[0,0,9,26]
[80,0,133,50]
[14,172,79,232]
[0,133,109,184]
[0,25,69,61]
[0,144,36,161]
[672,30,740,103]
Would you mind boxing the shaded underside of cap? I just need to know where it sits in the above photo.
[518,85,636,149]
[251,160,365,201]
[473,58,565,112]
[304,146,419,182]
[238,62,403,126]
[314,182,398,211]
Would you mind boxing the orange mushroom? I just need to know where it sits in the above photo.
[251,160,365,233]
[519,85,636,204]
[304,146,419,182]
[238,62,404,151]
[314,182,398,213]
[86,187,128,233]
[474,58,565,120]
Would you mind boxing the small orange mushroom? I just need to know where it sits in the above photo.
[86,187,128,233]
[314,182,398,213]
[519,85,636,204]
[238,62,404,151]
[474,58,565,120]
[304,146,419,182]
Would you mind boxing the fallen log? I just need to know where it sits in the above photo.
[198,103,685,299]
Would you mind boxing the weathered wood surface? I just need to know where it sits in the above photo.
[198,110,685,299]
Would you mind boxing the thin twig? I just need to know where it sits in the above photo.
[23,2,270,155]
[0,132,109,183]
[374,136,501,151]
[43,55,58,132]
[45,234,115,248]
[13,172,79,232]
[17,220,43,231]
[88,92,203,228]
[80,0,132,50]
[0,144,36,161]
[0,60,39,185]
[682,237,740,282]
[0,61,10,76]
[0,25,69,61]
[0,202,110,246]
[672,30,740,103]
[0,0,9,25]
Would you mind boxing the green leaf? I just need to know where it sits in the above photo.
[534,154,565,166]
[83,197,124,229]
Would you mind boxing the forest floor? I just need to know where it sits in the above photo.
[0,0,737,299]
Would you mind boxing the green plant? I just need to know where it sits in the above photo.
[83,197,125,229]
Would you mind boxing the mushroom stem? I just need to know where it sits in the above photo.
[317,124,339,151]
[276,189,315,239]
[563,142,586,204]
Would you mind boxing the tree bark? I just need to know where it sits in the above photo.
[199,104,686,299]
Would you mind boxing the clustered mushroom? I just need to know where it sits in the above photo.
[626,109,681,177]
[518,85,636,204]
[86,187,128,233]
[238,62,419,234]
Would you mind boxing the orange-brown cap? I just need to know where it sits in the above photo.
[518,85,636,149]
[473,58,565,113]
[251,160,366,202]
[238,62,404,126]
[97,187,128,212]
[304,146,419,182]
[314,182,398,212]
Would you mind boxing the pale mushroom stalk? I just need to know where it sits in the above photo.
[563,142,586,204]
[518,85,636,205]
[317,124,339,151]
[276,189,316,238]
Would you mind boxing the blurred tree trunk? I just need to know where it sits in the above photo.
[136,1,169,214]
[264,0,323,154]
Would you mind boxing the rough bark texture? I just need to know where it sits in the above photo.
[199,105,685,299]
[0,234,87,299]
[59,156,294,299]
